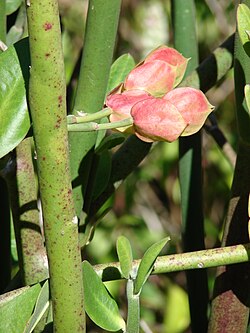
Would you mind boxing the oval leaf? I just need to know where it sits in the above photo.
[24,280,50,333]
[134,237,170,295]
[6,0,22,15]
[107,54,135,94]
[0,284,41,333]
[116,236,133,279]
[0,46,30,158]
[82,261,126,332]
[244,84,250,115]
[237,4,250,56]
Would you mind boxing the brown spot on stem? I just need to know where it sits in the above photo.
[55,115,62,129]
[43,22,53,31]
[45,53,50,58]
[58,95,63,107]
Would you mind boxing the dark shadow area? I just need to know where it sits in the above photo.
[0,177,11,293]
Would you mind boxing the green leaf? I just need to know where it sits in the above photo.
[23,280,50,333]
[6,0,22,15]
[134,237,170,295]
[244,84,250,115]
[92,150,112,201]
[116,236,133,279]
[106,54,135,94]
[164,282,190,333]
[237,4,250,56]
[82,261,126,332]
[0,46,30,158]
[95,133,125,154]
[6,4,26,46]
[0,284,41,333]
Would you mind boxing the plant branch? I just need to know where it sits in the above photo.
[69,0,122,218]
[12,138,48,286]
[26,1,85,331]
[68,117,133,132]
[94,243,250,282]
[68,107,112,124]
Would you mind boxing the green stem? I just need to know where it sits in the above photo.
[172,1,208,331]
[126,279,140,333]
[68,107,112,124]
[26,1,85,332]
[14,138,48,285]
[94,243,250,282]
[68,117,133,132]
[69,0,122,218]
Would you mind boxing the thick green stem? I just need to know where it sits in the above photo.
[69,0,122,217]
[94,243,250,281]
[94,243,250,282]
[10,139,48,285]
[27,1,85,332]
[16,139,48,285]
[172,1,208,331]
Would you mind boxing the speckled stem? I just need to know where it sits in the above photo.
[12,138,48,286]
[27,1,85,332]
[94,243,250,282]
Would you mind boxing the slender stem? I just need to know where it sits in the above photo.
[68,108,112,124]
[69,0,122,218]
[94,243,250,282]
[126,279,140,333]
[172,1,208,331]
[68,117,133,132]
[26,1,85,332]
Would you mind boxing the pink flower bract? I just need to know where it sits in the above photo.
[164,87,214,136]
[105,45,214,142]
[131,98,187,142]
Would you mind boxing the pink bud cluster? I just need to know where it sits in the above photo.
[106,46,214,142]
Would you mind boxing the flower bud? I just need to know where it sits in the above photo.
[145,46,189,87]
[124,60,176,97]
[131,98,187,142]
[163,87,214,136]
[106,90,153,132]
